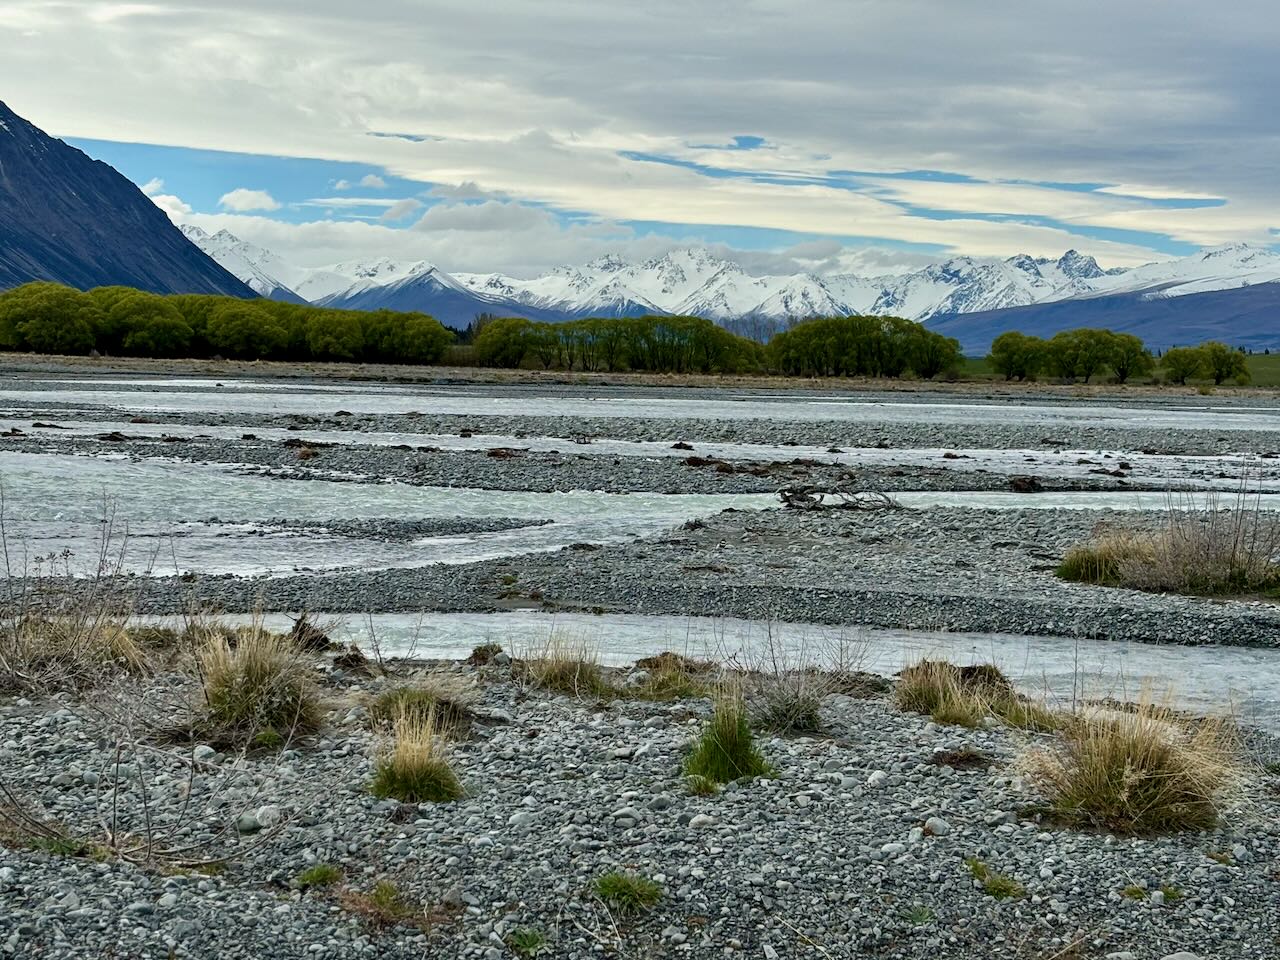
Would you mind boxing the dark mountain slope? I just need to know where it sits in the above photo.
[0,101,253,296]
[926,282,1280,354]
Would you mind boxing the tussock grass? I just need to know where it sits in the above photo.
[593,871,663,914]
[683,690,773,785]
[368,674,476,734]
[296,863,343,890]
[0,615,151,693]
[895,659,1056,731]
[519,634,612,698]
[625,652,715,702]
[965,858,1025,899]
[196,626,322,744]
[1057,492,1280,596]
[466,642,504,665]
[685,774,719,797]
[1022,701,1241,834]
[369,709,464,803]
[340,879,422,929]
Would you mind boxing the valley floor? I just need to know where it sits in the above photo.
[2,360,1279,958]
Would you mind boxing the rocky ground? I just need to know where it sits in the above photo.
[2,651,1277,960]
[130,506,1280,648]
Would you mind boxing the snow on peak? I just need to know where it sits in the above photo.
[186,232,1280,326]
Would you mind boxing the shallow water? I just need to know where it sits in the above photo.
[7,449,1280,575]
[7,379,1280,431]
[204,610,1280,733]
[0,452,774,575]
[10,417,1277,490]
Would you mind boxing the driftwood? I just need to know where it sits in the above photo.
[778,485,902,512]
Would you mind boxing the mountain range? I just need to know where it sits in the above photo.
[1,98,1276,353]
[0,101,252,297]
[184,225,1280,350]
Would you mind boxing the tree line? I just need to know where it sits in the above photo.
[0,281,1257,385]
[0,282,454,363]
[988,328,1249,385]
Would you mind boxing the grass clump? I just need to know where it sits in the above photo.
[685,774,720,797]
[368,675,475,734]
[683,692,773,785]
[895,659,1057,731]
[593,871,663,914]
[466,642,504,665]
[196,626,322,744]
[506,927,548,956]
[296,863,343,890]
[625,652,715,702]
[520,634,612,698]
[1056,496,1280,596]
[340,879,422,929]
[369,709,465,804]
[1159,883,1183,901]
[1121,884,1147,899]
[901,904,935,926]
[966,858,1025,900]
[1022,702,1240,834]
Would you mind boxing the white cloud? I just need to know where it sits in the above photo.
[149,192,192,222]
[140,176,164,196]
[10,0,1278,266]
[218,187,281,212]
[380,197,422,221]
[359,174,387,188]
[333,178,352,190]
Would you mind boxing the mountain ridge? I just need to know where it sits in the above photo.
[0,102,253,297]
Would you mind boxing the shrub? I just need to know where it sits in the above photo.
[593,871,663,914]
[520,635,611,698]
[369,710,465,803]
[1023,702,1240,834]
[684,692,773,784]
[196,628,322,744]
[966,858,1025,900]
[368,676,475,734]
[296,863,343,890]
[748,670,827,733]
[1057,497,1280,596]
[466,642,504,665]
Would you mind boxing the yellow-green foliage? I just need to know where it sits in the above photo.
[369,710,464,804]
[1024,702,1240,834]
[593,871,663,914]
[683,692,773,785]
[197,628,321,742]
[520,635,612,698]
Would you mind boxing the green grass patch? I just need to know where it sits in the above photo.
[506,927,548,957]
[966,858,1025,900]
[683,694,773,785]
[593,871,663,914]
[296,863,343,890]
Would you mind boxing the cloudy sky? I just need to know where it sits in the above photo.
[3,0,1278,276]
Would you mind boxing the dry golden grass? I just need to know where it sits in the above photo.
[1058,492,1280,596]
[895,659,1059,731]
[1022,700,1242,834]
[369,709,464,803]
[0,613,151,693]
[367,673,477,734]
[519,633,612,698]
[196,626,322,744]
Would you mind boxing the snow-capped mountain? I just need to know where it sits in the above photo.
[184,227,1280,338]
[180,226,307,302]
